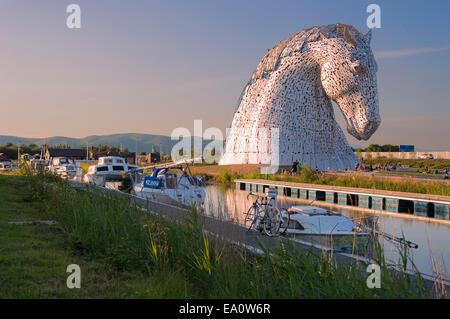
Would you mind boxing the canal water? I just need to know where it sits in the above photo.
[203,185,450,282]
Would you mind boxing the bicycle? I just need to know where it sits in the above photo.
[244,192,282,236]
[279,208,291,235]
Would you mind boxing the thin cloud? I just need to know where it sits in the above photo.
[383,113,450,122]
[374,45,450,59]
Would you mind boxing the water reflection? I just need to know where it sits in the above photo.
[203,185,450,281]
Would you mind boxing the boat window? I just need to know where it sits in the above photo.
[116,159,124,163]
[165,174,178,189]
[97,166,109,172]
[104,159,113,163]
[112,166,124,171]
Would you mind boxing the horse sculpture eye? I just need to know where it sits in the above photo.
[355,65,365,73]
[351,61,367,74]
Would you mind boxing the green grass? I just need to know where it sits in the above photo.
[376,171,444,178]
[0,171,442,298]
[361,158,450,171]
[0,174,198,298]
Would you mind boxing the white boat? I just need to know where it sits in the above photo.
[49,157,78,179]
[30,159,49,170]
[281,205,372,236]
[130,160,205,209]
[58,163,79,179]
[83,156,138,186]
[0,161,13,172]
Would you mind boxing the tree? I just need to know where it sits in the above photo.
[0,143,41,160]
[381,144,399,152]
[365,144,382,152]
[355,148,363,161]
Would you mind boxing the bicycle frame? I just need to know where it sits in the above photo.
[245,192,277,232]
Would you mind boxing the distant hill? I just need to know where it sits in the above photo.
[0,134,216,154]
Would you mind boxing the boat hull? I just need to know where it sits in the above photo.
[134,187,205,211]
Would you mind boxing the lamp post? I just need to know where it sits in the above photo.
[135,136,139,165]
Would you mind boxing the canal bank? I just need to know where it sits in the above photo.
[235,179,450,222]
[77,181,449,293]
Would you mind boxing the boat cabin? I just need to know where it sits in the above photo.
[52,157,73,166]
[98,156,126,165]
[288,206,336,216]
[87,156,138,176]
[0,162,12,171]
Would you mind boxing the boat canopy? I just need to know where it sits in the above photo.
[288,206,334,216]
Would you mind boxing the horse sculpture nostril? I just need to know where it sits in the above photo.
[359,119,381,140]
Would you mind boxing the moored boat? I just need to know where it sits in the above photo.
[83,156,138,186]
[49,157,78,179]
[279,205,378,255]
[130,160,205,210]
[0,161,13,172]
[281,205,373,236]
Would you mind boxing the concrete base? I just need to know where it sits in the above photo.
[299,189,308,200]
[435,204,450,220]
[338,193,347,205]
[359,195,371,209]
[326,192,336,204]
[386,198,399,213]
[372,197,384,210]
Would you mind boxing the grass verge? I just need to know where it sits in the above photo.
[191,165,450,196]
[0,171,442,298]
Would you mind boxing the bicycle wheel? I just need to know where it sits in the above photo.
[263,206,281,236]
[279,209,290,235]
[245,205,258,231]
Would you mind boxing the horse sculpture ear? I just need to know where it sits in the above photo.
[365,30,372,44]
[343,27,357,48]
[337,23,358,48]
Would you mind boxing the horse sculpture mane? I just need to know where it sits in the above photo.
[219,23,380,171]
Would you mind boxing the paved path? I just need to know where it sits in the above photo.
[330,171,447,182]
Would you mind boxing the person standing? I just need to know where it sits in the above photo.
[291,160,299,175]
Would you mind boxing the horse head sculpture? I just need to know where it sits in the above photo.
[220,24,381,171]
[310,24,380,140]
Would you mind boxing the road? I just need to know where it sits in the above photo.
[326,171,447,182]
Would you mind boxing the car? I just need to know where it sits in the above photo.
[418,153,433,159]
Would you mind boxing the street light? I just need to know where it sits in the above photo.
[135,136,139,165]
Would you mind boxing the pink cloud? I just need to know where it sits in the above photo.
[374,46,450,59]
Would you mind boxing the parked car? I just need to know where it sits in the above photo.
[418,153,433,159]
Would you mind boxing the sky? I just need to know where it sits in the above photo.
[1,0,449,150]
